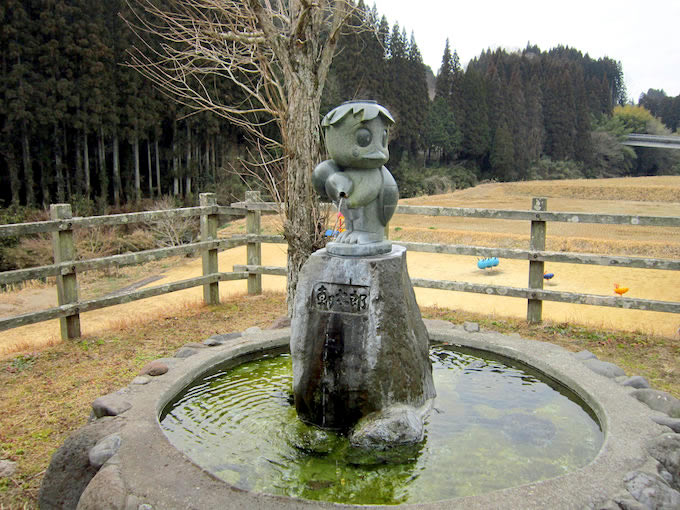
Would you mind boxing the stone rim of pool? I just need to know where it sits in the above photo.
[67,321,670,509]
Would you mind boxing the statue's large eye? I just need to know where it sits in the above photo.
[356,128,372,147]
[382,129,388,147]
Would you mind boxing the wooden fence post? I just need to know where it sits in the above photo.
[200,193,219,305]
[527,197,547,323]
[51,204,81,339]
[245,191,262,295]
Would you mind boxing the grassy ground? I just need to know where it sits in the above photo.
[1,291,678,509]
[1,176,679,507]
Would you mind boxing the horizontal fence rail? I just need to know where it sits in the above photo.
[0,193,256,339]
[229,265,680,315]
[227,198,680,325]
[0,238,249,286]
[0,272,249,332]
[232,200,680,227]
[410,278,680,315]
[1,192,678,341]
[394,205,680,227]
[0,205,247,238]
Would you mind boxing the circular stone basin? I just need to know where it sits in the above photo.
[83,323,669,509]
[160,345,603,505]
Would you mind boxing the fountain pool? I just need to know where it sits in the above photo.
[42,322,670,510]
[160,344,603,505]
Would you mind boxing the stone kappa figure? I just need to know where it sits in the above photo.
[313,101,398,256]
[291,100,435,450]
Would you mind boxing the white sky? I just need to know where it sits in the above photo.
[370,0,680,101]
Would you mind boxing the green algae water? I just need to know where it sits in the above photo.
[160,345,603,505]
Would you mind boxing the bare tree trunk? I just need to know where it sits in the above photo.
[133,130,141,203]
[173,153,179,196]
[98,124,108,205]
[172,125,179,196]
[63,129,72,201]
[83,128,91,198]
[147,140,153,197]
[282,76,325,315]
[211,135,217,182]
[7,149,21,206]
[21,122,35,207]
[127,0,351,310]
[75,131,84,196]
[185,123,192,197]
[54,124,65,202]
[204,138,210,187]
[40,160,51,209]
[113,133,122,207]
[155,138,161,196]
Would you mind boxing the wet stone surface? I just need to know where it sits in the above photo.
[290,246,435,433]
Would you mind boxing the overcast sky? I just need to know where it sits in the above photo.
[370,0,680,101]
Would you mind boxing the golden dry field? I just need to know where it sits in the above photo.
[1,176,679,356]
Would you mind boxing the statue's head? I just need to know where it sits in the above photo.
[321,101,394,169]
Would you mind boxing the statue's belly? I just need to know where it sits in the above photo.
[344,168,382,208]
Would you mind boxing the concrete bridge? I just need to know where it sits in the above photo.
[623,134,680,149]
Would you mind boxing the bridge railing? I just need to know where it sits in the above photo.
[623,133,680,149]
[1,192,679,340]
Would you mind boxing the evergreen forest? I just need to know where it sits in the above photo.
[2,0,680,213]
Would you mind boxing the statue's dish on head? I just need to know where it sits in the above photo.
[321,101,394,169]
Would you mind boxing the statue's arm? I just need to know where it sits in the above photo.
[312,160,339,200]
[312,160,353,201]
[378,166,399,225]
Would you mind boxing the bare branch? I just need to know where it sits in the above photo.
[124,0,368,310]
[219,30,266,44]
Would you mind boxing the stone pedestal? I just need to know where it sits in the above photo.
[290,245,435,432]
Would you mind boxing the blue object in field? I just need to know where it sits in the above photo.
[543,272,555,280]
[477,257,499,269]
[325,229,340,237]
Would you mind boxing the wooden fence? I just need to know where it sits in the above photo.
[1,193,679,340]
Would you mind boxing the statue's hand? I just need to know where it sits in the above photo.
[312,160,340,200]
[325,172,354,201]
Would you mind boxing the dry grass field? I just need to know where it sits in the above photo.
[392,176,680,338]
[0,176,679,508]
[1,176,679,356]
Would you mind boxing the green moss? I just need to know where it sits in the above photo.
[162,348,602,505]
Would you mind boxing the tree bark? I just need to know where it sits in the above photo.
[21,121,35,207]
[113,132,122,208]
[211,136,217,183]
[83,128,91,198]
[133,129,141,203]
[75,130,84,196]
[54,124,65,202]
[283,94,325,314]
[185,123,192,198]
[204,138,211,187]
[7,149,21,206]
[40,160,50,209]
[98,125,108,205]
[173,153,179,196]
[280,44,330,315]
[63,129,72,200]
[172,122,179,196]
[147,140,153,197]
[155,138,161,196]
